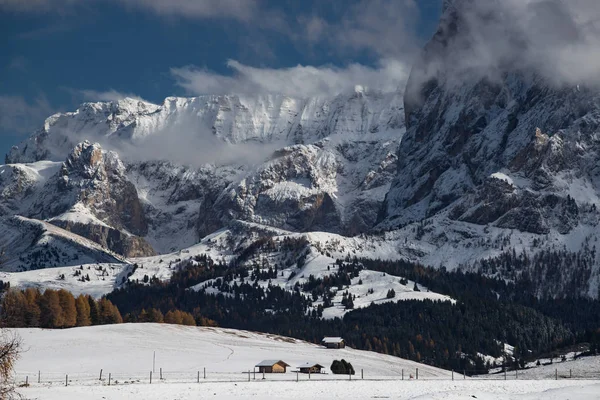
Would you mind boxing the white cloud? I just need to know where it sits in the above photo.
[1,0,261,22]
[0,95,54,135]
[77,89,146,102]
[0,0,77,12]
[296,0,421,59]
[114,0,260,21]
[427,0,600,87]
[171,59,410,98]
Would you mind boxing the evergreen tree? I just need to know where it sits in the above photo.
[181,312,196,326]
[40,290,63,328]
[164,310,183,325]
[98,298,122,324]
[75,295,91,327]
[88,295,99,325]
[146,308,164,323]
[57,289,77,328]
[23,288,41,327]
[0,289,27,327]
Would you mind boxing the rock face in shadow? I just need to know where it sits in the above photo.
[50,220,156,258]
[26,141,155,257]
[380,0,600,236]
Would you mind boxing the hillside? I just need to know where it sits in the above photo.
[14,323,449,378]
[12,324,600,400]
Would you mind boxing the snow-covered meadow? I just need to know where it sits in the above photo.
[12,324,600,399]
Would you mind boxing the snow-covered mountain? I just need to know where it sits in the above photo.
[3,89,404,256]
[3,0,600,299]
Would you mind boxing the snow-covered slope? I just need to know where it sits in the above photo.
[3,89,404,255]
[12,325,600,400]
[14,323,449,378]
[0,216,123,272]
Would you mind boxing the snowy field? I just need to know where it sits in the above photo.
[12,324,600,399]
[19,380,600,400]
[14,324,448,381]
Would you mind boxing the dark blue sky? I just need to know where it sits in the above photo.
[1,0,442,158]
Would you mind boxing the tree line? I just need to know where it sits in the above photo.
[0,287,211,329]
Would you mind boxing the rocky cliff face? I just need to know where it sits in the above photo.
[381,0,600,237]
[4,89,405,254]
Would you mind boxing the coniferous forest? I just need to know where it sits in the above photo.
[1,250,600,373]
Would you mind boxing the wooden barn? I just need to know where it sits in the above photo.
[321,337,345,349]
[297,362,324,374]
[255,360,290,373]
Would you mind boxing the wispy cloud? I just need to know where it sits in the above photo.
[114,0,260,21]
[171,59,410,98]
[0,94,55,136]
[7,56,27,71]
[76,88,146,102]
[296,0,421,59]
[1,0,263,22]
[417,0,600,87]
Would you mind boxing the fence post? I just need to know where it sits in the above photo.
[160,368,163,380]
[361,369,363,380]
[416,368,418,380]
[25,376,28,387]
[570,369,572,379]
[349,371,351,381]
[38,371,40,384]
[204,367,206,379]
[402,369,404,380]
[99,369,103,381]
[452,370,454,381]
[296,371,298,382]
[150,371,152,384]
[109,373,111,386]
[65,375,68,387]
[504,369,507,380]
[248,370,250,382]
[516,369,518,379]
[254,369,256,380]
[197,371,200,383]
[555,369,558,380]
[308,370,311,380]
[463,370,466,380]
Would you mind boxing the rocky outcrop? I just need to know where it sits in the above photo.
[380,0,600,236]
[24,141,154,256]
[49,220,155,258]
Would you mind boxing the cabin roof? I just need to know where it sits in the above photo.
[297,362,324,368]
[255,360,290,367]
[322,337,344,343]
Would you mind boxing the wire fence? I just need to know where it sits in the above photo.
[12,367,600,388]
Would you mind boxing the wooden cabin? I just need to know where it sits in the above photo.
[255,360,290,373]
[298,363,324,374]
[321,337,345,349]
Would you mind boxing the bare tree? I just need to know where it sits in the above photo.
[0,330,21,400]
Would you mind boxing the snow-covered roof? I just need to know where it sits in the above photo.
[255,360,289,367]
[321,337,344,343]
[297,362,324,368]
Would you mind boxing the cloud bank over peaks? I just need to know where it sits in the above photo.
[171,59,410,98]
[425,0,600,87]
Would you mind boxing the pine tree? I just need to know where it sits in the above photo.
[98,298,123,324]
[40,290,64,328]
[164,310,183,325]
[87,295,99,325]
[0,289,27,327]
[23,288,41,327]
[57,289,77,328]
[75,295,91,326]
[181,312,196,326]
[147,308,164,323]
